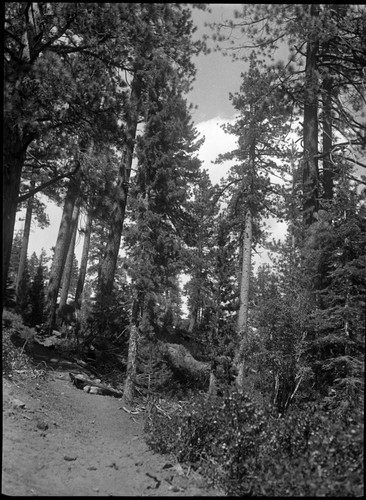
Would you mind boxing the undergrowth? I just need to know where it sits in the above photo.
[2,309,46,378]
[144,389,364,496]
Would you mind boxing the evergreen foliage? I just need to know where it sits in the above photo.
[29,262,46,327]
[3,5,365,496]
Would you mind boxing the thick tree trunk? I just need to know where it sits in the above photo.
[322,76,333,201]
[58,203,80,311]
[302,4,319,227]
[2,126,28,306]
[45,174,80,333]
[75,212,92,310]
[99,76,141,296]
[159,342,210,383]
[235,209,253,392]
[15,179,35,302]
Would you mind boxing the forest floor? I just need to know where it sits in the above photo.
[2,348,223,497]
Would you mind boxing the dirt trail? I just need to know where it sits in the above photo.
[2,365,223,496]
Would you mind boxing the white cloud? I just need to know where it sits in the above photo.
[195,116,237,185]
[195,115,288,270]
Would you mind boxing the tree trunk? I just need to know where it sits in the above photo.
[99,75,141,296]
[159,341,210,383]
[45,173,80,333]
[58,203,80,311]
[123,322,139,404]
[15,179,35,302]
[235,209,253,392]
[322,76,333,201]
[302,4,319,227]
[2,126,28,306]
[188,306,198,333]
[3,2,48,306]
[207,372,218,398]
[75,212,92,310]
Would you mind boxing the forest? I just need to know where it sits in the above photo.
[3,3,365,496]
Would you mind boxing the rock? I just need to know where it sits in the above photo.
[173,463,185,476]
[11,398,26,409]
[64,455,77,461]
[162,463,174,470]
[89,387,100,394]
[36,421,49,431]
[168,485,184,492]
[83,385,91,392]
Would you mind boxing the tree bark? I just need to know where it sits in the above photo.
[58,203,80,311]
[3,2,47,305]
[75,212,92,310]
[2,125,28,306]
[123,322,139,404]
[45,173,80,333]
[188,306,198,333]
[322,76,333,201]
[235,209,253,392]
[15,179,35,302]
[159,341,210,383]
[302,4,319,227]
[99,75,141,296]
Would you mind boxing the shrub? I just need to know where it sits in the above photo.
[144,391,364,496]
[2,309,37,376]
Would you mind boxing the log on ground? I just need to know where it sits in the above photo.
[158,342,210,385]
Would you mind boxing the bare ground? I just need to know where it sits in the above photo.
[2,361,224,497]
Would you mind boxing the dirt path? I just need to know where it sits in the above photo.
[2,367,223,496]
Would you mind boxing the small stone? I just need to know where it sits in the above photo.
[36,421,48,431]
[168,485,183,492]
[11,398,26,409]
[87,466,98,471]
[173,463,185,476]
[89,386,99,394]
[64,455,77,461]
[93,487,99,492]
[83,385,91,392]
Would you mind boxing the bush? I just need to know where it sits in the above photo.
[2,309,37,376]
[144,391,364,496]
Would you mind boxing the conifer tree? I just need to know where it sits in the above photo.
[216,54,292,391]
[123,88,202,402]
[30,261,46,327]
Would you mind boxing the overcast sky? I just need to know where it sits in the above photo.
[15,4,286,265]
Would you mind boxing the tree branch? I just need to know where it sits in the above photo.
[17,164,80,203]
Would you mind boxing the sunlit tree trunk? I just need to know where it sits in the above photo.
[99,75,141,296]
[58,203,80,312]
[45,173,80,333]
[15,179,35,302]
[123,300,140,404]
[322,76,333,201]
[75,212,92,311]
[235,209,253,391]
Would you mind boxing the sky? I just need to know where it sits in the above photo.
[14,4,287,267]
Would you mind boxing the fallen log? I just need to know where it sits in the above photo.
[69,372,123,398]
[158,341,210,385]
